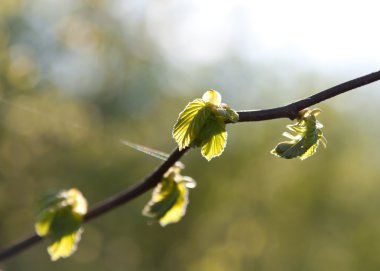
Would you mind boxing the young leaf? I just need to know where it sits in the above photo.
[196,116,227,161]
[158,181,189,226]
[217,103,240,123]
[35,188,88,261]
[172,99,209,150]
[47,230,83,261]
[143,162,196,226]
[271,108,327,160]
[46,206,83,261]
[202,89,222,106]
[172,89,238,160]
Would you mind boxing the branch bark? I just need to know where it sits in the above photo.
[237,70,380,122]
[0,70,379,262]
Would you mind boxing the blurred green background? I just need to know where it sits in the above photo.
[1,1,380,270]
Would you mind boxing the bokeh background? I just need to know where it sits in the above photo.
[1,0,380,270]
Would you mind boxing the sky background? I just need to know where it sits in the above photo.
[114,0,380,76]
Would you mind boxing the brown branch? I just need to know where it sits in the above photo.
[236,70,380,122]
[84,147,189,221]
[1,70,380,262]
[0,147,189,262]
[0,234,42,261]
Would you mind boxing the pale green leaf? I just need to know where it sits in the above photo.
[35,188,88,261]
[271,108,326,160]
[35,209,55,236]
[299,141,320,160]
[158,182,189,226]
[172,90,237,160]
[215,105,239,123]
[142,164,196,226]
[199,117,227,161]
[172,99,209,150]
[142,178,180,219]
[225,107,239,122]
[46,207,83,261]
[271,137,318,159]
[271,142,297,159]
[48,229,83,261]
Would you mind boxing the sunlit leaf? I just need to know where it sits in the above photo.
[48,230,83,261]
[158,182,189,226]
[198,116,227,161]
[202,89,222,106]
[66,188,88,215]
[271,108,326,160]
[35,188,88,261]
[143,178,180,218]
[172,99,209,150]
[35,209,55,236]
[172,89,238,160]
[143,163,196,226]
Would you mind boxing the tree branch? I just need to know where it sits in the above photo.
[236,70,380,122]
[0,147,189,261]
[84,147,189,221]
[1,70,380,262]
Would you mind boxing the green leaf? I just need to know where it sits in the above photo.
[35,209,55,236]
[35,188,88,261]
[143,164,196,226]
[47,207,84,261]
[172,99,209,150]
[172,89,238,161]
[271,108,326,160]
[198,116,227,161]
[224,107,239,123]
[158,182,189,226]
[143,178,180,220]
[216,103,239,123]
[48,207,83,240]
[48,230,83,261]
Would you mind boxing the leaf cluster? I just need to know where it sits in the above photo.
[271,108,327,160]
[35,188,88,261]
[143,162,196,226]
[173,90,239,160]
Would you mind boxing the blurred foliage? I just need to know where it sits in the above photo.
[142,162,196,227]
[35,188,87,261]
[1,1,380,271]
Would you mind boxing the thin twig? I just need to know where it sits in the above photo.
[236,70,380,122]
[0,70,380,262]
[0,235,42,261]
[84,147,189,221]
[0,147,189,262]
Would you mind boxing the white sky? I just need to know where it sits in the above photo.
[138,0,380,75]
